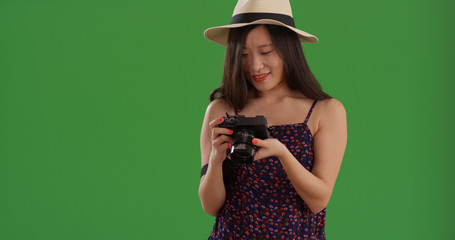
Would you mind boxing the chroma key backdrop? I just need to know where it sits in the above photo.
[1,0,454,239]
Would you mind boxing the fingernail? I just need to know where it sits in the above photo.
[218,118,223,122]
[228,130,233,134]
[252,139,258,144]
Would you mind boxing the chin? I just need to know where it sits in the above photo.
[253,85,273,93]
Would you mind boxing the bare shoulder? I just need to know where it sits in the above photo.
[317,98,346,116]
[315,98,347,129]
[204,98,234,120]
[309,98,346,136]
[202,98,235,129]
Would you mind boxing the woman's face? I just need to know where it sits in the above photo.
[242,25,285,93]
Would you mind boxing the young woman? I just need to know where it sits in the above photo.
[198,1,347,239]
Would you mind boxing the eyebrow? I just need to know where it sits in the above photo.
[257,44,273,48]
[243,43,273,49]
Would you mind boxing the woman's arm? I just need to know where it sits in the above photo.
[198,99,233,216]
[253,98,347,213]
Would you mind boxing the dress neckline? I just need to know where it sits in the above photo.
[270,122,314,140]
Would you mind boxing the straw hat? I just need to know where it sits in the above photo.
[204,0,319,46]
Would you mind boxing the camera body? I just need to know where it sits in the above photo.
[218,113,273,165]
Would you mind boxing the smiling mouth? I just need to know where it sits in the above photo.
[252,72,270,82]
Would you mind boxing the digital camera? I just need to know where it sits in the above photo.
[218,113,273,164]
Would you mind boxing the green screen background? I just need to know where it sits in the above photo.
[1,0,454,239]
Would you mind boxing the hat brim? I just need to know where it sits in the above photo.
[204,19,318,46]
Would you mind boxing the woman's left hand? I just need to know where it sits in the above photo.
[252,138,288,160]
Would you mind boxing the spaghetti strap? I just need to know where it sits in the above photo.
[304,100,318,124]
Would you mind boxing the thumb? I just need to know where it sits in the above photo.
[252,138,264,147]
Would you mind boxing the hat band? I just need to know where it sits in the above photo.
[230,12,295,27]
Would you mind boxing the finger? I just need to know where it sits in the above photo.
[209,117,225,129]
[213,142,231,157]
[222,142,231,151]
[211,141,231,163]
[251,138,264,147]
[213,140,229,149]
[213,135,233,147]
[212,127,233,140]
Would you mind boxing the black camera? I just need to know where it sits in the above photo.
[218,113,273,164]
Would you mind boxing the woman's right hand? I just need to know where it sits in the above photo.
[199,99,233,216]
[208,117,233,165]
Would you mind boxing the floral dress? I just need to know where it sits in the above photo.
[209,100,326,240]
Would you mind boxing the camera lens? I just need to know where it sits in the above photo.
[230,129,256,164]
[233,143,255,157]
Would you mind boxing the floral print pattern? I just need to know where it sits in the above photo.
[209,100,325,240]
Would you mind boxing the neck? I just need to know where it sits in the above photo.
[251,81,296,104]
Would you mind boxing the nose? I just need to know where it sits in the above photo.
[249,54,264,73]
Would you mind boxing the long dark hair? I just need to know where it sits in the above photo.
[209,24,331,112]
